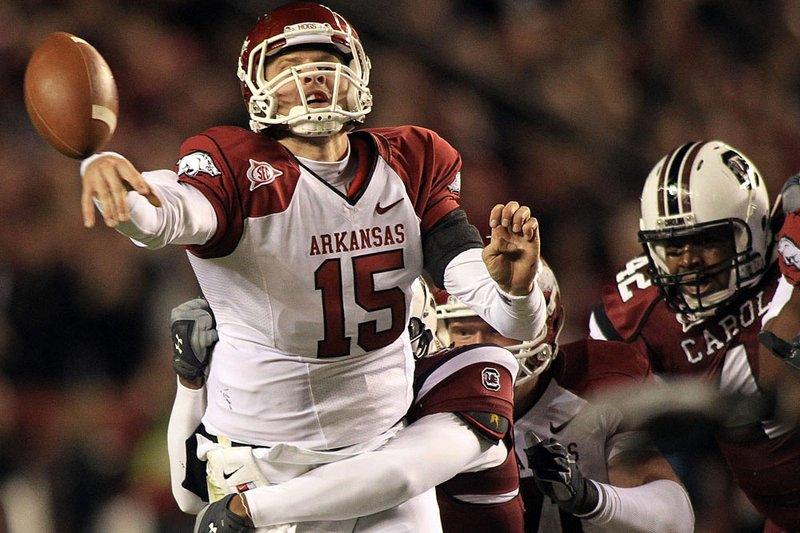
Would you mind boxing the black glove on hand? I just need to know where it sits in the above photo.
[170,297,218,381]
[194,494,253,533]
[524,432,599,517]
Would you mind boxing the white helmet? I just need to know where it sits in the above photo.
[237,2,372,137]
[434,259,564,386]
[408,277,444,358]
[639,140,771,317]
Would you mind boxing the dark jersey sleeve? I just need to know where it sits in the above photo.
[409,344,517,444]
[422,208,483,288]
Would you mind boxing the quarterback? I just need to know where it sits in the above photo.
[78,2,546,531]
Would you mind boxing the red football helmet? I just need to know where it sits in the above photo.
[434,259,565,386]
[237,2,372,136]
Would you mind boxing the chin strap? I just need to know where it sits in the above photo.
[758,330,800,373]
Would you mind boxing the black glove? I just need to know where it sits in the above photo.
[170,297,218,381]
[194,494,253,533]
[524,432,599,517]
[758,330,800,373]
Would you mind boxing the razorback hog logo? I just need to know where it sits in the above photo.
[177,151,221,177]
[778,236,800,267]
[247,159,283,191]
[482,367,501,391]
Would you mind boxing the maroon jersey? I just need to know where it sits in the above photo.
[591,256,800,530]
[407,344,524,533]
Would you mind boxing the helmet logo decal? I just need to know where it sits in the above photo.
[177,151,221,177]
[247,159,283,190]
[482,367,501,391]
[722,150,758,189]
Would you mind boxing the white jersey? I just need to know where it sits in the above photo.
[174,125,465,449]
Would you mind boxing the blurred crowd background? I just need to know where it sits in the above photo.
[2,0,800,531]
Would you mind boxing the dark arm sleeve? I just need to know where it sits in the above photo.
[422,208,483,288]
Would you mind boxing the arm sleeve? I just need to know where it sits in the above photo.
[443,248,546,341]
[246,413,504,526]
[581,479,694,533]
[81,152,217,248]
[167,378,207,514]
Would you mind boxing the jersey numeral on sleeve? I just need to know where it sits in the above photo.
[616,256,651,302]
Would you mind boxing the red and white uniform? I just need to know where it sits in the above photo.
[174,125,459,449]
[515,338,654,532]
[105,123,545,454]
[407,344,524,533]
[589,256,800,530]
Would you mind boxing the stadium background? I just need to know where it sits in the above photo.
[2,1,799,531]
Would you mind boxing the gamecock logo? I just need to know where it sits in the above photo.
[482,367,501,391]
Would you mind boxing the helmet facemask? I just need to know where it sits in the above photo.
[409,277,443,359]
[640,219,762,317]
[638,140,771,320]
[238,15,372,137]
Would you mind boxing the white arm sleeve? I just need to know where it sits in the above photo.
[167,379,207,514]
[443,248,546,341]
[246,412,504,526]
[581,479,694,533]
[81,152,217,248]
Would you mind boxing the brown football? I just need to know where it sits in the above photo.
[24,32,119,159]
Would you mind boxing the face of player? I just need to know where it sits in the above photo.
[446,316,519,348]
[265,49,350,117]
[659,226,735,298]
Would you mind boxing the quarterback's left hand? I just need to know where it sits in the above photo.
[524,432,599,517]
[482,202,540,296]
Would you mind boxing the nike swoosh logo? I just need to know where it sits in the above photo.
[222,466,243,480]
[549,416,576,434]
[375,199,402,215]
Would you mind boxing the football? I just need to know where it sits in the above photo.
[24,32,118,159]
